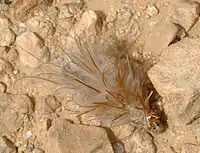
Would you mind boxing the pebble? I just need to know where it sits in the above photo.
[145,4,159,18]
[0,28,15,46]
[16,32,50,68]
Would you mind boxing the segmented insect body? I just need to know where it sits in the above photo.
[37,36,166,133]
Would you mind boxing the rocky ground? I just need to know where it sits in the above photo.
[0,0,200,153]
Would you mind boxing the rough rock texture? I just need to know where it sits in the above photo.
[16,32,50,68]
[0,93,33,133]
[148,38,200,125]
[112,124,156,153]
[0,28,15,47]
[46,119,113,153]
[0,136,16,153]
[144,21,179,59]
[26,17,55,38]
[73,10,103,37]
[168,0,200,31]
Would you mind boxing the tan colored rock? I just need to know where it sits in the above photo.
[33,148,44,153]
[54,0,83,6]
[0,28,15,47]
[0,93,33,134]
[16,32,50,68]
[145,4,159,19]
[73,10,103,37]
[36,95,61,116]
[148,38,200,124]
[0,136,16,153]
[26,17,55,38]
[114,7,140,41]
[168,0,200,31]
[46,119,113,153]
[144,21,179,59]
[0,16,11,29]
[112,124,156,153]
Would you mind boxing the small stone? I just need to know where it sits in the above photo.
[168,0,200,31]
[0,82,6,93]
[26,17,55,38]
[33,148,44,153]
[6,48,19,62]
[145,4,159,18]
[46,119,113,153]
[36,95,61,116]
[16,32,50,68]
[0,28,15,46]
[144,21,179,59]
[58,5,74,19]
[54,0,83,6]
[0,136,16,153]
[25,130,32,139]
[112,125,156,153]
[0,93,33,133]
[0,16,11,29]
[73,10,103,37]
[148,38,200,125]
[106,8,118,23]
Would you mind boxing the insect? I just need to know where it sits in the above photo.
[16,33,167,133]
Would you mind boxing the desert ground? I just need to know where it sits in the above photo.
[0,0,200,153]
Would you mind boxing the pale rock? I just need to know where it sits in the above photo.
[0,16,11,29]
[0,47,7,58]
[26,17,55,38]
[6,48,18,62]
[145,4,159,18]
[144,21,179,59]
[0,82,6,93]
[46,119,113,153]
[112,125,155,153]
[168,0,200,31]
[0,58,14,77]
[113,7,140,43]
[54,0,83,6]
[36,95,61,116]
[0,93,33,133]
[148,38,200,124]
[16,32,50,68]
[0,136,16,153]
[33,148,44,153]
[58,5,74,18]
[0,28,15,46]
[73,10,103,37]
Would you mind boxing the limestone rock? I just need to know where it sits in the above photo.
[36,95,61,116]
[144,21,179,59]
[16,32,50,68]
[0,93,33,134]
[33,148,44,153]
[73,10,103,37]
[46,119,113,153]
[26,17,55,38]
[168,0,200,31]
[0,16,11,29]
[54,0,83,6]
[148,38,200,124]
[145,4,159,19]
[112,124,156,153]
[0,136,16,153]
[112,7,140,42]
[0,28,15,47]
